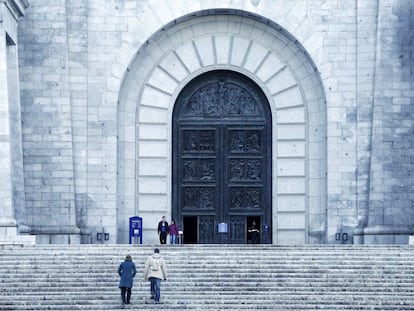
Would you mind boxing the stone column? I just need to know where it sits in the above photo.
[0,0,34,245]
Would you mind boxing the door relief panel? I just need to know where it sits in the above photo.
[184,81,260,117]
[229,187,261,210]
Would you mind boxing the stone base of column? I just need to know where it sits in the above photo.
[354,225,413,244]
[31,226,81,244]
[0,217,36,246]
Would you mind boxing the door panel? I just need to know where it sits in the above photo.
[173,70,272,244]
[229,216,246,244]
[199,216,215,244]
[225,126,266,214]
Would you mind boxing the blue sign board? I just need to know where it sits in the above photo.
[218,222,228,233]
[129,216,142,244]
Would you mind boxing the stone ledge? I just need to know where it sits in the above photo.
[354,225,414,236]
[0,235,35,247]
[30,226,81,235]
[0,217,17,226]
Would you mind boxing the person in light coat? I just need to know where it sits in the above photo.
[118,254,137,306]
[143,248,168,303]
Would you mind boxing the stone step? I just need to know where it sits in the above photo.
[2,273,413,280]
[3,277,413,284]
[1,301,414,311]
[1,291,413,298]
[2,282,411,291]
[0,245,413,310]
[3,258,414,264]
[2,245,412,253]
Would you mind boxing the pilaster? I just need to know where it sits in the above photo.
[0,0,34,245]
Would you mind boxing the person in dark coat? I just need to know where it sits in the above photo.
[248,221,260,244]
[118,254,137,306]
[157,216,169,244]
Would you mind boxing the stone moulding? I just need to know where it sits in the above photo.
[354,225,414,236]
[30,226,81,235]
[353,226,414,245]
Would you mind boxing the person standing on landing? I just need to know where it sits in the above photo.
[248,220,261,244]
[118,254,137,306]
[143,248,168,304]
[157,216,169,244]
[169,220,179,244]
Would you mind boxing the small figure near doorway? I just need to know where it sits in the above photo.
[248,221,260,244]
[158,216,169,244]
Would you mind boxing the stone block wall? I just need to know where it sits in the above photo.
[363,0,414,243]
[12,0,414,244]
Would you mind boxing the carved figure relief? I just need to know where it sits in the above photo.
[230,187,261,210]
[183,130,215,152]
[183,187,198,210]
[230,217,245,242]
[185,81,259,117]
[230,159,245,181]
[230,131,245,152]
[183,160,197,180]
[182,187,215,211]
[246,132,261,152]
[200,159,214,181]
[183,159,215,182]
[199,131,215,151]
[230,159,261,181]
[246,160,261,180]
[199,217,215,243]
[199,188,214,209]
[230,130,262,153]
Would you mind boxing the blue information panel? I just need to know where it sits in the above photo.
[129,216,142,244]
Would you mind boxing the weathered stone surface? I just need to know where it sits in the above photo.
[0,0,410,244]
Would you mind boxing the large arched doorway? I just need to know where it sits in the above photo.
[172,70,272,244]
[117,11,327,245]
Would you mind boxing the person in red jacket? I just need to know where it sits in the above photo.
[169,220,179,244]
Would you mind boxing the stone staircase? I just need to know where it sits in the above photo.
[0,245,413,310]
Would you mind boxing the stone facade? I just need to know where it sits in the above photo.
[0,0,412,244]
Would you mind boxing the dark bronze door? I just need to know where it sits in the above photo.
[172,70,272,244]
